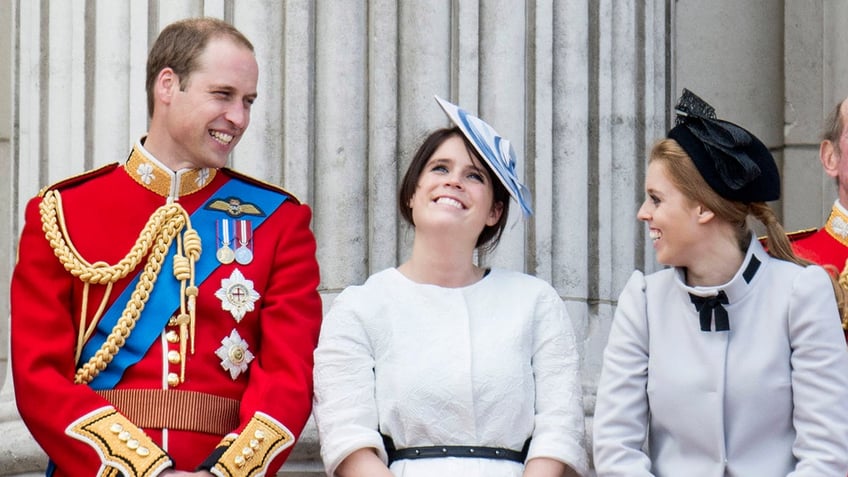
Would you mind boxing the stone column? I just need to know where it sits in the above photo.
[0,1,672,474]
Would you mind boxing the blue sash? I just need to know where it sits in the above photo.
[78,178,287,390]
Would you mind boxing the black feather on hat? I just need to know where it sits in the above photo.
[667,89,780,202]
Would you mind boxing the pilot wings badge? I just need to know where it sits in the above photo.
[204,196,266,218]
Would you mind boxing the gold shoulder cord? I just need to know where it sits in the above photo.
[839,261,848,331]
[39,190,201,385]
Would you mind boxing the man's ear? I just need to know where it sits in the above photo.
[821,139,840,179]
[155,68,179,106]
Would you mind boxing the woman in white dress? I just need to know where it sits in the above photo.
[312,96,588,477]
[592,89,848,476]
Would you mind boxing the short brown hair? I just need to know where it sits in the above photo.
[145,17,254,117]
[822,99,846,154]
[398,127,510,253]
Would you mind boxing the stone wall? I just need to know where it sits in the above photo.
[1,1,845,475]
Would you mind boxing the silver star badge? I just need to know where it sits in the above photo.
[215,329,255,380]
[215,268,260,322]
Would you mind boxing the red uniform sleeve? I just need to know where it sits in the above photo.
[199,201,323,476]
[11,196,172,477]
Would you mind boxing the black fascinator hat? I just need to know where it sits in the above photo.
[667,89,780,203]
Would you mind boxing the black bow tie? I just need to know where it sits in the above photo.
[689,291,730,332]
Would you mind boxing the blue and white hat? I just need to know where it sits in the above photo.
[435,95,533,217]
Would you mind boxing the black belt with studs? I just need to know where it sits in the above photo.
[382,434,530,464]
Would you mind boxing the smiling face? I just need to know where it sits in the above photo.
[637,160,704,267]
[821,99,848,208]
[147,36,258,170]
[408,134,503,242]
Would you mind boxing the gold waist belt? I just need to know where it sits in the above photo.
[96,389,240,436]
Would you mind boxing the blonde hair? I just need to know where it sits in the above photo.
[649,139,806,266]
[651,138,847,321]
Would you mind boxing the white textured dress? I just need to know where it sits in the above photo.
[313,268,588,476]
[593,237,848,476]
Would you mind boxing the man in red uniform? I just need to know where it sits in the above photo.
[10,18,322,477]
[791,97,848,339]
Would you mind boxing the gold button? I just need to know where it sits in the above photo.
[118,431,131,442]
[249,439,260,450]
[254,429,265,441]
[167,350,181,364]
[166,331,180,343]
[127,439,139,450]
[242,446,255,459]
[110,423,123,434]
[234,455,245,468]
[137,447,150,457]
[167,373,180,387]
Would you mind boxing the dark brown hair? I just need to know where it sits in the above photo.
[398,127,510,252]
[145,17,254,117]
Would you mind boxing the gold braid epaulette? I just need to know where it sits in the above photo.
[838,259,848,331]
[39,189,201,384]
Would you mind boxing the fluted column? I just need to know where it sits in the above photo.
[1,1,672,474]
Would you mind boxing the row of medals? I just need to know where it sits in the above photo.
[216,219,254,265]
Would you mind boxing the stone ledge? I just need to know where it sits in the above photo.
[0,416,46,476]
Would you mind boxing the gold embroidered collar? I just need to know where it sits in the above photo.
[825,202,848,247]
[124,144,217,198]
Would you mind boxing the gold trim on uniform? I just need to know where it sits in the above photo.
[66,407,171,477]
[826,203,848,247]
[40,188,201,386]
[210,412,294,477]
[102,467,122,477]
[126,146,216,198]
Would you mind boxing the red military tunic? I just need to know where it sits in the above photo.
[791,200,848,343]
[11,142,322,476]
